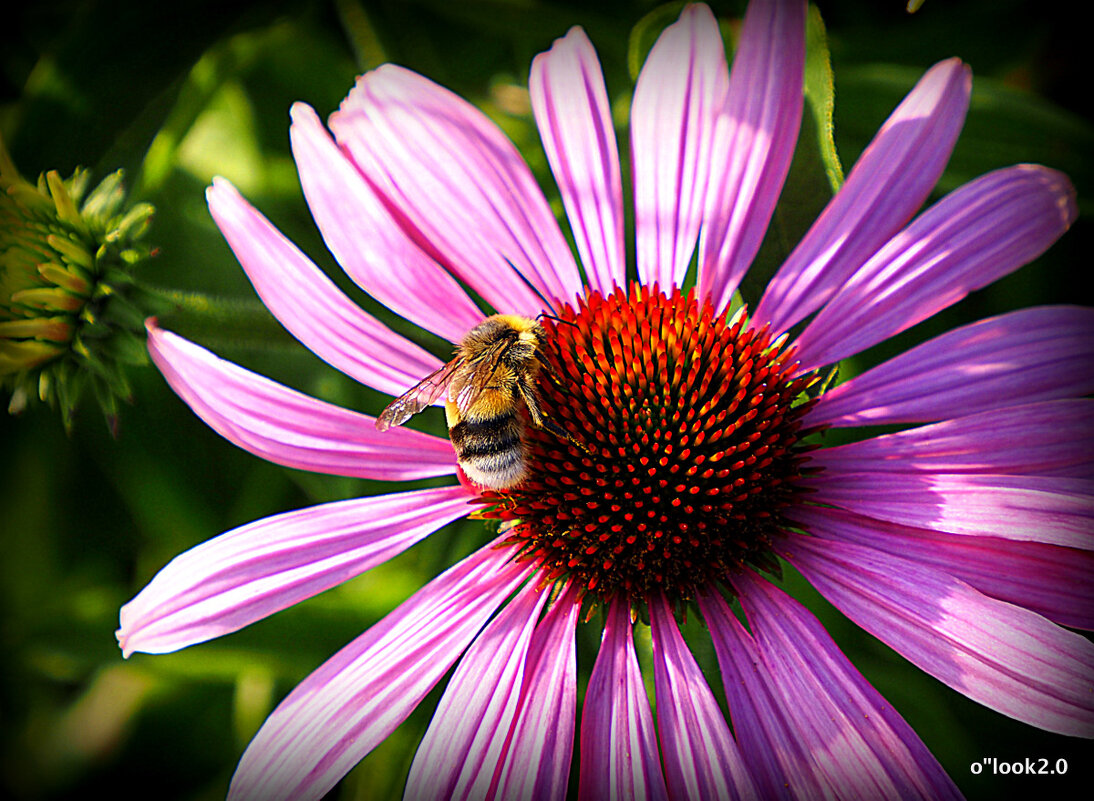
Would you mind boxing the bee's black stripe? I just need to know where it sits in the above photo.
[450,413,522,457]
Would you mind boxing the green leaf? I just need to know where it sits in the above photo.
[803,4,843,194]
[627,2,688,82]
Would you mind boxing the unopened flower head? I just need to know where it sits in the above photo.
[117,2,1093,799]
[0,134,155,430]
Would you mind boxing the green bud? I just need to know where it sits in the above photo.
[1,134,157,433]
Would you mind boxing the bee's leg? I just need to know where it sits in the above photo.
[520,386,550,430]
[522,386,591,454]
[535,356,568,390]
[539,417,573,441]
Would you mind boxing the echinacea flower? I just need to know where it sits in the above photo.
[117,1,1094,799]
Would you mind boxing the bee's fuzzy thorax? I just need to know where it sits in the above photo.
[378,313,558,490]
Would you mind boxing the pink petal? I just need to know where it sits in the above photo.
[405,579,549,800]
[330,65,581,315]
[810,399,1094,478]
[530,27,624,296]
[782,532,1094,737]
[289,102,483,343]
[792,166,1078,372]
[700,591,827,800]
[147,322,456,481]
[579,599,668,801]
[228,541,534,801]
[117,485,473,656]
[805,471,1094,549]
[732,571,964,801]
[805,305,1094,428]
[755,58,971,334]
[491,582,581,801]
[699,0,806,314]
[206,178,443,396]
[649,596,758,801]
[790,505,1094,631]
[631,4,728,291]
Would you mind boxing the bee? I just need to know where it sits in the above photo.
[375,314,568,490]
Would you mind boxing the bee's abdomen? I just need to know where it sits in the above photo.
[450,412,528,489]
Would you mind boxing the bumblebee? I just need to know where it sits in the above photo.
[375,314,565,489]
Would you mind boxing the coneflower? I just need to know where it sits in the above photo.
[117,2,1093,799]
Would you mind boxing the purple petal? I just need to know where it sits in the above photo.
[699,0,805,314]
[579,599,668,801]
[732,571,964,800]
[117,485,473,656]
[631,4,728,291]
[228,541,533,801]
[792,166,1078,372]
[755,58,971,334]
[790,505,1094,631]
[146,322,456,481]
[700,591,823,800]
[805,471,1094,549]
[806,305,1094,427]
[491,582,581,801]
[649,596,759,801]
[781,532,1094,737]
[330,65,581,314]
[810,399,1094,478]
[530,27,624,296]
[206,178,443,395]
[405,579,549,800]
[289,103,483,343]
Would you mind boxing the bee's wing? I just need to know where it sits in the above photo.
[449,337,514,415]
[375,358,464,431]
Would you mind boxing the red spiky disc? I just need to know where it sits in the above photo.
[485,284,817,601]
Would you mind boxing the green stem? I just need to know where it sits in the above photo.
[137,284,297,351]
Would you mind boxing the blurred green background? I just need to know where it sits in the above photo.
[2,1,1091,799]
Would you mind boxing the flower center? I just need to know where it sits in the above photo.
[485,283,819,603]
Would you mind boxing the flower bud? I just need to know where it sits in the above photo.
[1,134,156,432]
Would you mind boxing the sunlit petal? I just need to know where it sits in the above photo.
[733,571,963,800]
[206,178,442,395]
[793,166,1077,371]
[228,542,533,801]
[810,399,1094,478]
[530,27,624,296]
[699,0,806,313]
[632,4,728,291]
[806,305,1094,427]
[331,65,581,314]
[701,591,825,801]
[579,599,668,801]
[289,102,483,343]
[118,486,473,656]
[790,505,1094,631]
[404,580,548,800]
[805,471,1094,549]
[783,533,1094,737]
[650,596,758,801]
[756,58,970,333]
[147,322,455,481]
[491,582,581,801]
